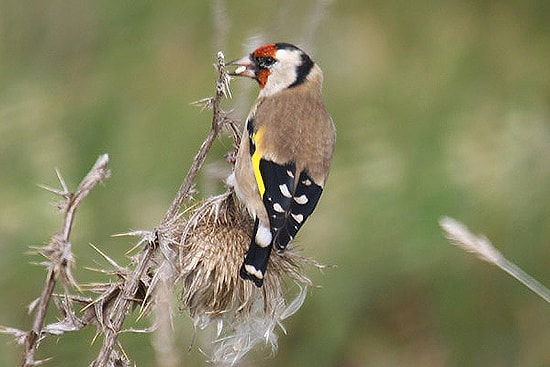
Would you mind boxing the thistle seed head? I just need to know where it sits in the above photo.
[177,191,320,364]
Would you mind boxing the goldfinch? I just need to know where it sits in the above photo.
[227,42,336,287]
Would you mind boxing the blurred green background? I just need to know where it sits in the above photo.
[1,0,549,366]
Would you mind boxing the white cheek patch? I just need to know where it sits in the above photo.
[259,48,302,97]
[255,224,273,248]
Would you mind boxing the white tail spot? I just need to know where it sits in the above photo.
[244,264,264,279]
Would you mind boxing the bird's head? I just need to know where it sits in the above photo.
[227,42,316,97]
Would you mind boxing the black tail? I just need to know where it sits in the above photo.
[240,219,273,287]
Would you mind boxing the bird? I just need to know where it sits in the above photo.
[226,42,335,287]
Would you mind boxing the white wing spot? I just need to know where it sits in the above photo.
[255,224,273,248]
[294,195,308,205]
[287,170,294,178]
[244,265,264,279]
[279,184,292,198]
[302,179,312,186]
[273,203,285,213]
[291,213,304,223]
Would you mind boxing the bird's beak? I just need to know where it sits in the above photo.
[226,55,256,78]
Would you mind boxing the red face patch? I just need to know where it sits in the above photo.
[253,43,277,58]
[256,68,270,88]
[252,43,277,89]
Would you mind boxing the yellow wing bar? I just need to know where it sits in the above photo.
[251,127,266,196]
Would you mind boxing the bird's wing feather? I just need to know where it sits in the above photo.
[257,157,323,252]
[258,159,296,233]
[272,169,323,251]
[250,116,324,253]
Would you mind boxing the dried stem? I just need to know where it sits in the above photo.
[90,242,156,367]
[90,51,233,366]
[22,154,111,367]
[439,216,550,304]
[63,155,111,239]
[163,51,231,223]
[23,269,56,366]
[152,279,179,367]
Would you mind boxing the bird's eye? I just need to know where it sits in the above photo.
[257,56,276,68]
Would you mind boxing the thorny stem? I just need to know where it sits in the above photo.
[22,154,110,367]
[23,269,56,367]
[91,52,232,366]
[163,51,231,222]
[61,155,111,240]
[90,242,156,367]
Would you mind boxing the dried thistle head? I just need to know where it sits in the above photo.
[177,191,321,364]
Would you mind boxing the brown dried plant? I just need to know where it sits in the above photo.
[439,216,550,304]
[2,154,112,367]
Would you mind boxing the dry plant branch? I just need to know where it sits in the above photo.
[90,51,234,366]
[22,154,111,367]
[164,51,232,222]
[90,242,156,367]
[439,216,550,304]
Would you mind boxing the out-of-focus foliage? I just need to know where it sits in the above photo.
[1,0,549,366]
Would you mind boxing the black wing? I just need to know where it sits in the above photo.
[259,159,323,252]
